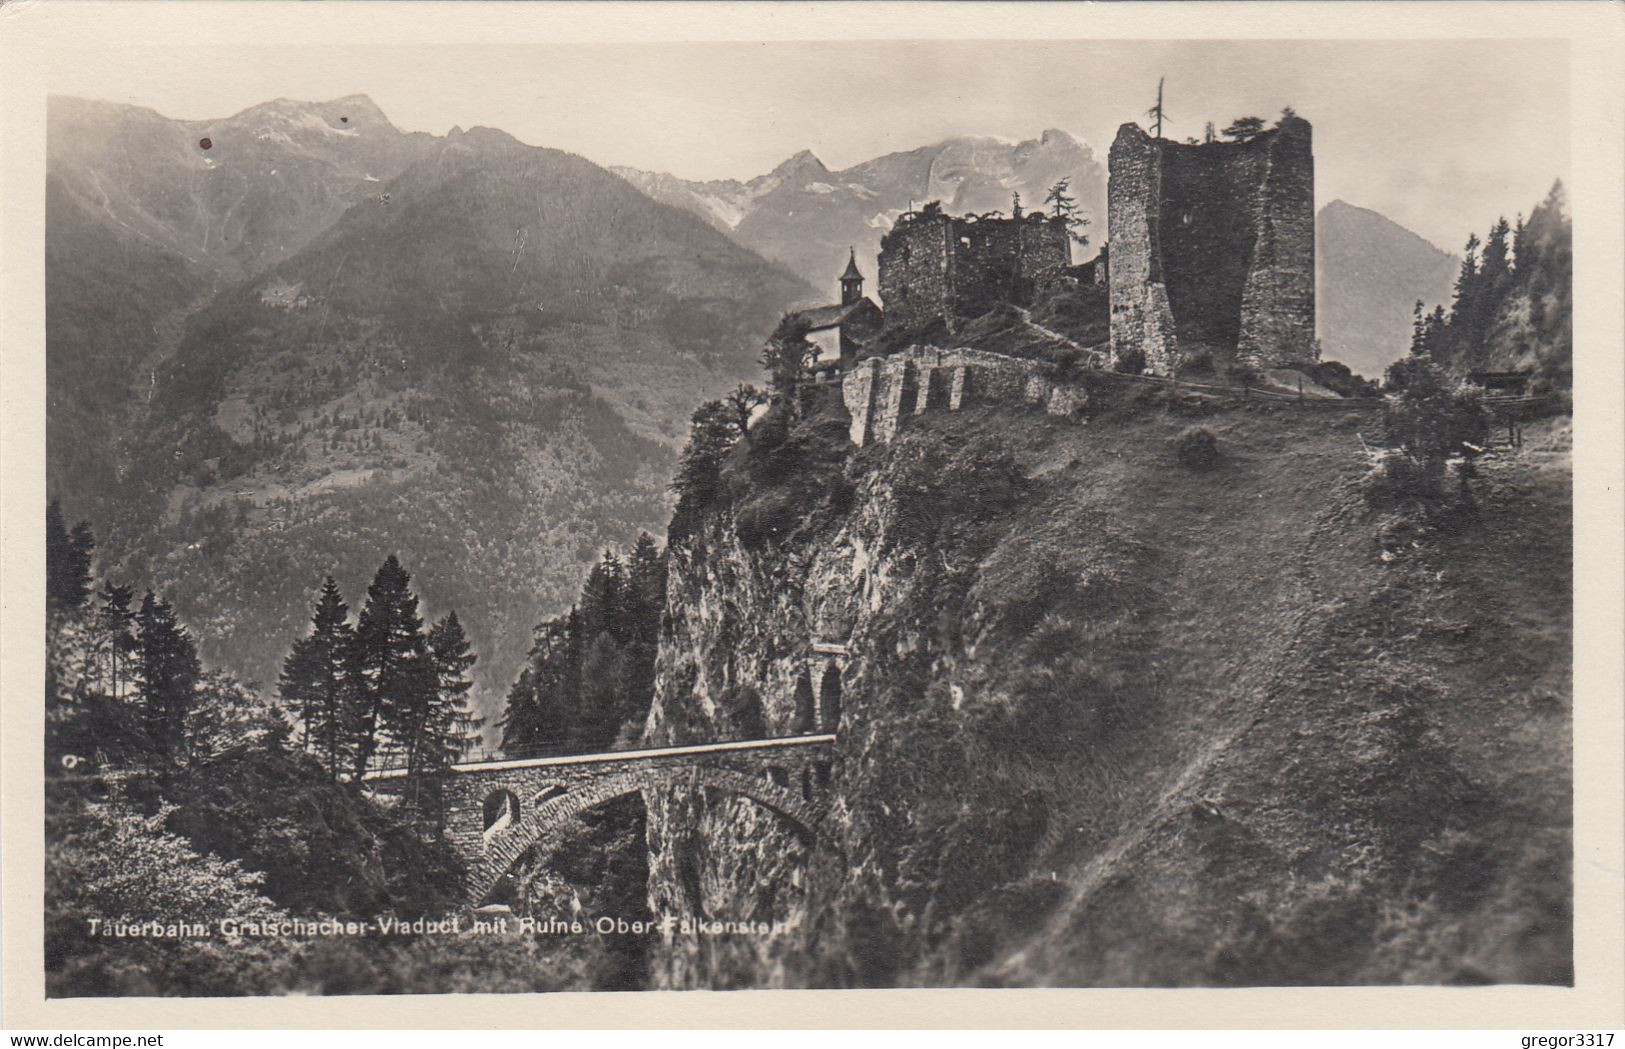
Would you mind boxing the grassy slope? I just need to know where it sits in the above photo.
[861,391,1568,986]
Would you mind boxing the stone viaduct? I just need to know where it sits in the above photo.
[365,734,837,904]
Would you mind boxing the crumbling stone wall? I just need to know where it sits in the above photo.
[841,345,1083,446]
[1237,119,1317,367]
[879,212,1070,333]
[1107,125,1179,373]
[878,216,955,333]
[1108,118,1316,373]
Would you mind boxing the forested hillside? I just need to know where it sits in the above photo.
[1404,181,1572,390]
[44,506,652,995]
[45,95,439,512]
[48,98,815,727]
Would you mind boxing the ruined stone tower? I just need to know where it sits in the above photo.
[878,208,1071,334]
[1107,116,1316,374]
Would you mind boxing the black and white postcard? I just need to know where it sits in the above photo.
[2,0,1621,1030]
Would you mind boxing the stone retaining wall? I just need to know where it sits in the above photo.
[843,346,1086,446]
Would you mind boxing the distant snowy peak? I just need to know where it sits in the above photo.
[611,167,756,232]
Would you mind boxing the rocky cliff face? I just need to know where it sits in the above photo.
[640,409,1037,987]
[636,387,1571,988]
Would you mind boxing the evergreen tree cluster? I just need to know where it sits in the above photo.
[499,535,667,758]
[46,500,238,774]
[278,556,483,818]
[1402,181,1572,389]
[44,500,472,998]
[47,496,482,819]
[46,499,95,614]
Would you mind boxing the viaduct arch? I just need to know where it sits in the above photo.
[366,735,837,904]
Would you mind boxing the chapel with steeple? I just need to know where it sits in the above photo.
[789,248,884,377]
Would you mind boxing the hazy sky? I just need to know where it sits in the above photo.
[52,38,1568,254]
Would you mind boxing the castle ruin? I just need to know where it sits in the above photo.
[806,108,1322,436]
[1108,116,1316,374]
[878,206,1071,333]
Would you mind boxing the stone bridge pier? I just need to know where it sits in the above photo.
[366,735,838,904]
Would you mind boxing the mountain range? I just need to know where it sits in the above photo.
[46,93,1462,729]
[47,95,813,726]
[1315,199,1460,378]
[615,129,1109,296]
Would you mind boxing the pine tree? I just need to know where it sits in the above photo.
[579,550,628,642]
[1045,178,1073,220]
[499,612,581,756]
[1452,232,1481,321]
[670,399,743,537]
[759,314,817,407]
[575,551,635,749]
[135,590,201,772]
[421,611,482,819]
[427,611,480,765]
[97,583,137,700]
[1222,116,1266,141]
[46,501,94,613]
[622,535,666,730]
[279,635,322,751]
[627,534,667,648]
[1481,217,1513,299]
[1043,178,1090,245]
[279,577,358,778]
[575,630,631,750]
[352,555,433,780]
[1425,305,1448,357]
